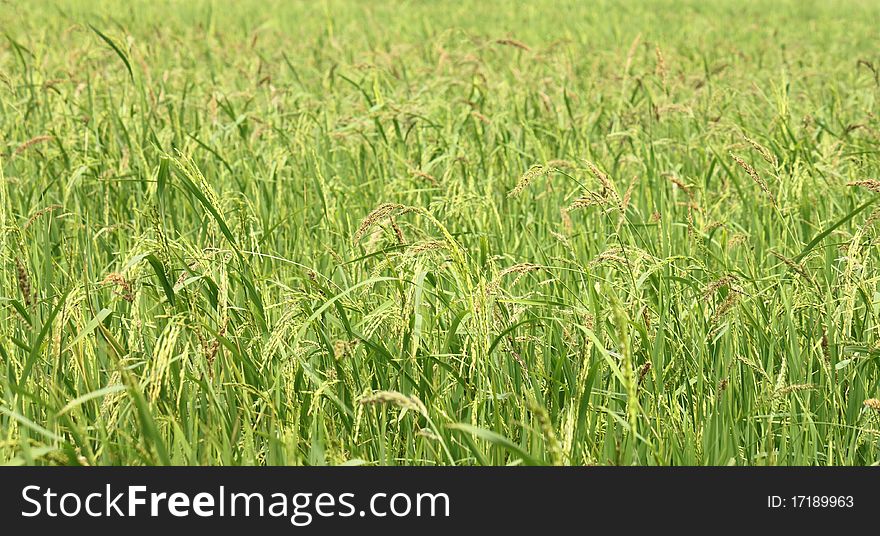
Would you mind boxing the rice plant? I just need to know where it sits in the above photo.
[2,0,880,466]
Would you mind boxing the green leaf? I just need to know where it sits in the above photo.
[18,290,70,389]
[89,25,134,81]
[0,405,64,443]
[146,254,176,306]
[56,384,126,416]
[63,308,112,354]
[447,423,543,466]
[795,195,879,262]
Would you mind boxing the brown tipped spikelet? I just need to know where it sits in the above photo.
[848,180,880,193]
[488,263,542,295]
[703,274,739,300]
[565,161,623,213]
[496,262,542,278]
[14,135,54,155]
[508,164,550,198]
[864,398,880,413]
[471,110,491,124]
[770,251,817,287]
[560,207,574,233]
[358,390,428,415]
[207,325,226,368]
[730,152,777,207]
[204,338,220,367]
[743,134,778,167]
[773,384,816,398]
[389,216,406,244]
[333,340,349,360]
[666,174,693,198]
[565,192,601,212]
[23,204,63,231]
[638,361,653,386]
[354,203,404,242]
[495,38,531,52]
[590,246,628,266]
[622,175,639,211]
[406,240,447,255]
[102,272,135,302]
[410,169,438,185]
[863,206,880,230]
[546,159,575,171]
[584,160,621,207]
[333,339,358,360]
[654,45,667,86]
[15,258,32,307]
[711,292,740,324]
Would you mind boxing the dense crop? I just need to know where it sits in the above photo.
[2,0,880,465]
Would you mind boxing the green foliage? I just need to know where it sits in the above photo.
[2,0,880,466]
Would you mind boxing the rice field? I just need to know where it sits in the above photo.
[2,0,880,466]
